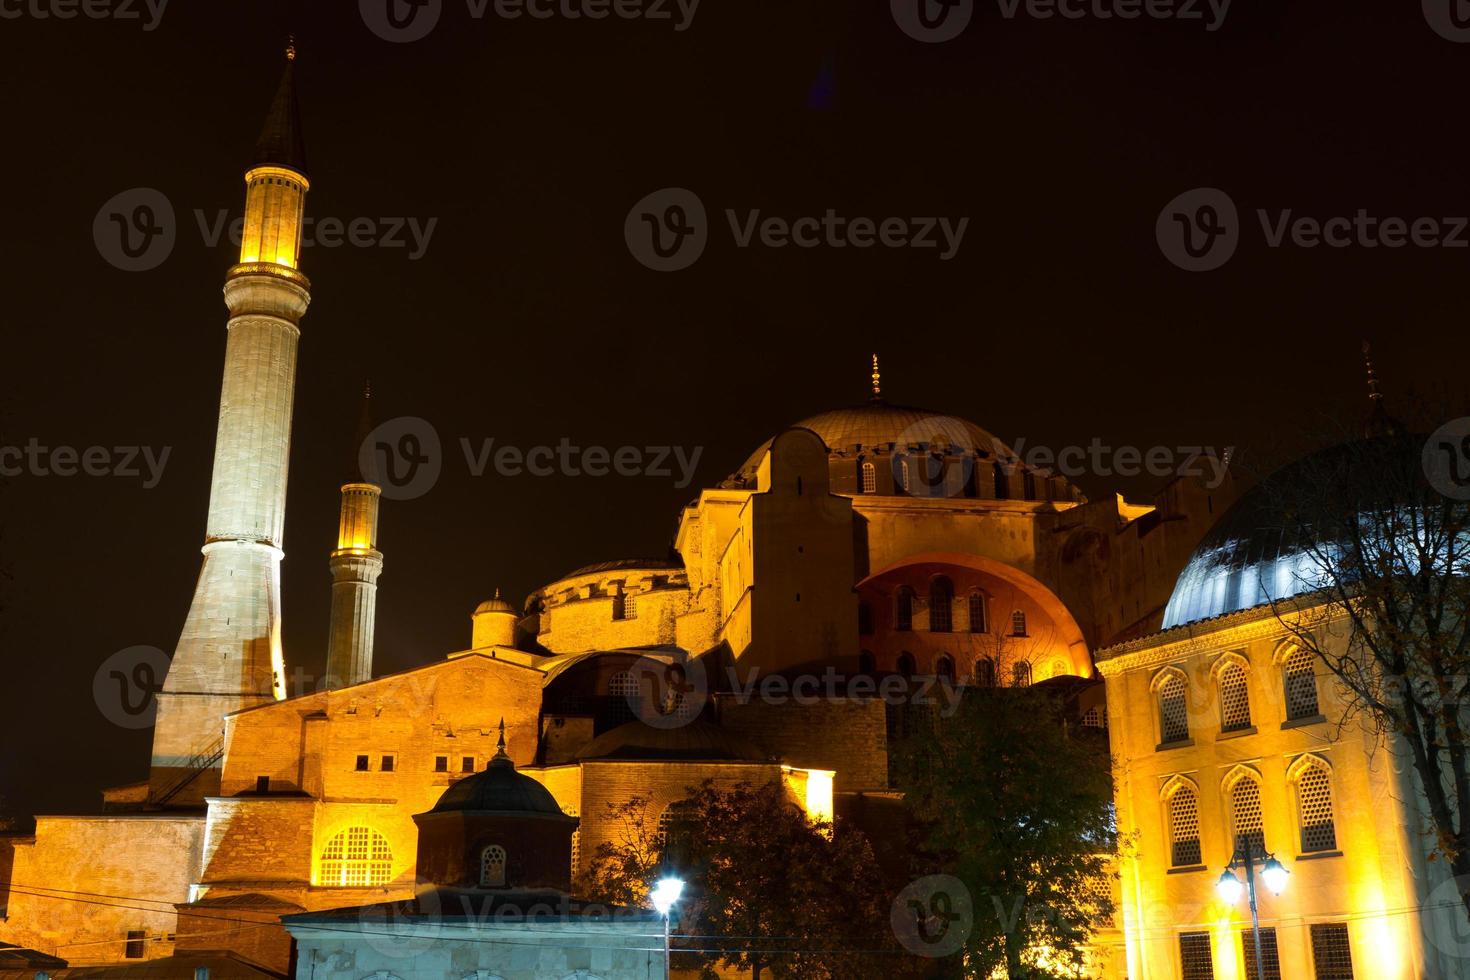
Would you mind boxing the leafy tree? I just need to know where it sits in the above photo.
[579,780,898,979]
[895,687,1119,979]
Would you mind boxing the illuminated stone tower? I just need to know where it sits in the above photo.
[325,386,384,688]
[149,44,310,804]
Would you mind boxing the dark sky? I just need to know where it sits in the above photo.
[1,0,1467,816]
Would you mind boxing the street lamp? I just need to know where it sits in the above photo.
[1216,844,1289,980]
[650,876,685,979]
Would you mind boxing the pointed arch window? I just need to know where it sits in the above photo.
[1283,647,1320,720]
[479,844,507,887]
[929,577,954,632]
[1228,772,1266,858]
[1218,661,1253,733]
[1164,780,1202,867]
[935,655,955,682]
[861,461,877,493]
[1156,670,1189,744]
[895,588,914,631]
[318,827,393,887]
[1291,757,1337,854]
[1011,661,1032,687]
[973,656,996,687]
[896,651,916,679]
[968,592,988,633]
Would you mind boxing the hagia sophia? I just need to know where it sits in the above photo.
[1,47,1466,980]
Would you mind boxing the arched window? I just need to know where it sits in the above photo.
[861,461,876,493]
[658,801,696,853]
[993,462,1009,499]
[896,651,916,679]
[1023,470,1037,500]
[895,588,914,631]
[899,457,913,494]
[1164,781,1202,867]
[858,602,873,635]
[1283,648,1320,720]
[479,844,507,887]
[973,657,996,687]
[1156,670,1189,744]
[1010,610,1028,636]
[858,650,876,677]
[935,655,955,682]
[1292,758,1337,853]
[968,592,988,633]
[1011,661,1032,687]
[1081,705,1106,728]
[1218,662,1252,733]
[613,590,637,621]
[929,577,954,632]
[318,827,393,887]
[1229,773,1266,858]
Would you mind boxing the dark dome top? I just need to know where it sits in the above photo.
[562,557,684,580]
[430,753,567,816]
[1163,434,1424,629]
[474,590,516,615]
[576,719,768,762]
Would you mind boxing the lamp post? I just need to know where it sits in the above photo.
[1216,844,1289,980]
[650,876,685,979]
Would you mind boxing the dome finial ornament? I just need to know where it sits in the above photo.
[492,718,510,764]
[870,353,882,402]
[1362,340,1382,403]
[285,34,297,61]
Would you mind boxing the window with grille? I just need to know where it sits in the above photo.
[565,806,580,879]
[479,844,507,887]
[1284,649,1320,720]
[930,578,953,632]
[1310,923,1354,980]
[613,590,638,621]
[124,930,145,959]
[1241,928,1282,980]
[973,657,996,687]
[1297,763,1337,853]
[900,458,913,493]
[318,827,393,887]
[1011,661,1032,687]
[1082,705,1106,728]
[968,593,987,633]
[461,756,475,773]
[434,755,448,772]
[1219,664,1252,732]
[1179,931,1215,980]
[862,461,876,493]
[1168,786,1202,867]
[1159,674,1189,743]
[1011,610,1028,636]
[1231,778,1265,858]
[896,589,914,631]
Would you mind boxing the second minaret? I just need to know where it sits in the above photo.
[325,387,384,688]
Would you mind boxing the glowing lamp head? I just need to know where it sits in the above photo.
[650,876,685,916]
[1216,869,1244,904]
[1261,856,1290,896]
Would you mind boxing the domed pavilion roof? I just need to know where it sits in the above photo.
[430,727,567,817]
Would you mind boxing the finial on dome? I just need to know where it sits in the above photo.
[286,34,297,61]
[870,353,882,402]
[1360,340,1403,439]
[1363,340,1382,403]
[495,718,507,756]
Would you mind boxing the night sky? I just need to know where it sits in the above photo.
[1,0,1467,817]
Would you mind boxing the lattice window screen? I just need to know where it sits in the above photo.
[968,593,987,633]
[1082,705,1106,728]
[1179,931,1216,980]
[1310,923,1355,980]
[319,826,392,887]
[1298,764,1337,853]
[1241,928,1282,980]
[1231,778,1265,857]
[930,582,953,632]
[1285,649,1320,719]
[1220,664,1253,732]
[1160,675,1189,743]
[1169,787,1202,867]
[861,462,876,493]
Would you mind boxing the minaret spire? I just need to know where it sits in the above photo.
[870,353,882,402]
[150,48,314,804]
[1361,340,1402,439]
[325,383,385,689]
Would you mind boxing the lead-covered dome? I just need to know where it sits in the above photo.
[431,751,566,816]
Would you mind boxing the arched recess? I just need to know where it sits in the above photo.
[1209,650,1252,680]
[1286,752,1333,783]
[1272,635,1316,665]
[857,551,1090,675]
[1149,664,1190,693]
[1220,763,1263,795]
[1159,773,1201,801]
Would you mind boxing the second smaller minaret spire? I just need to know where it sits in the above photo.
[324,384,385,689]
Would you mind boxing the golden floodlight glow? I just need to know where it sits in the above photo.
[239,165,309,270]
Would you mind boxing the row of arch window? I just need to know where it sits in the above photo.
[1154,647,1321,747]
[315,829,514,889]
[1163,757,1338,870]
[864,585,1027,637]
[860,651,1034,687]
[859,459,1046,501]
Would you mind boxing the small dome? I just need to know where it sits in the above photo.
[431,753,566,816]
[576,719,768,762]
[475,590,516,616]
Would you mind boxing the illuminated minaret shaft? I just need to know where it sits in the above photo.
[150,44,311,804]
[325,388,384,688]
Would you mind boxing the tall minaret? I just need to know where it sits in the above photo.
[325,386,384,688]
[149,43,311,804]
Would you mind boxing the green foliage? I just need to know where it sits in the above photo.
[895,690,1121,979]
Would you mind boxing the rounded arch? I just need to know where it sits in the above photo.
[1220,763,1263,794]
[1286,752,1333,783]
[1160,773,1201,801]
[1272,635,1317,665]
[463,972,508,980]
[1209,650,1252,680]
[1149,664,1190,693]
[935,654,955,681]
[896,651,917,678]
[316,826,393,887]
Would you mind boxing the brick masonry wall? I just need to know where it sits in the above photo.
[716,694,888,792]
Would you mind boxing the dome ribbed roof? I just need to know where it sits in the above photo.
[475,590,516,615]
[576,719,768,762]
[430,754,567,816]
